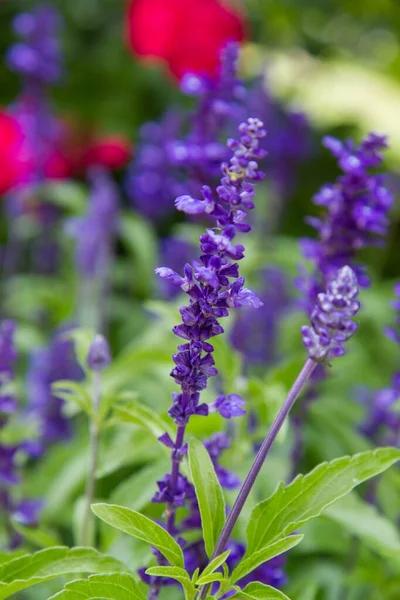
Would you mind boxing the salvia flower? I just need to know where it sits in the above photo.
[27,329,83,449]
[7,4,62,85]
[0,321,43,547]
[0,321,18,424]
[299,133,392,308]
[149,118,266,587]
[361,283,400,445]
[301,266,360,363]
[156,117,266,427]
[126,43,246,221]
[67,168,119,278]
[230,268,289,369]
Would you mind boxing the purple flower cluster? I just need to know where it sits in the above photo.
[159,238,197,300]
[157,117,266,428]
[27,329,83,450]
[143,118,266,593]
[6,4,62,85]
[67,168,119,278]
[0,321,42,547]
[299,133,392,312]
[127,43,311,224]
[126,43,244,222]
[301,266,360,363]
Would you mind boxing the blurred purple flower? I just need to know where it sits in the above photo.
[27,329,83,448]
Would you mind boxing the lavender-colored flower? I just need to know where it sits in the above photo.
[204,433,240,489]
[361,283,400,446]
[157,118,266,428]
[385,282,400,346]
[126,43,246,221]
[211,394,246,419]
[6,4,62,84]
[226,541,287,592]
[299,133,392,310]
[159,238,197,300]
[27,329,83,448]
[0,321,18,426]
[231,268,289,368]
[143,119,266,591]
[301,266,360,363]
[67,168,119,278]
[0,446,20,486]
[87,334,111,371]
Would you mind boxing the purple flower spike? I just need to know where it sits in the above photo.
[301,266,360,363]
[150,118,266,568]
[212,394,246,419]
[298,132,392,313]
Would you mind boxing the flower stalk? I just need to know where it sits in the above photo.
[198,357,317,599]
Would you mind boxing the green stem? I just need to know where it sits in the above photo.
[79,370,101,547]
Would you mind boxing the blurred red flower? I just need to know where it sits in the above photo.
[0,112,27,195]
[79,134,132,171]
[126,0,247,80]
[0,108,131,197]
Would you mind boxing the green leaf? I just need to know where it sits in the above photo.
[0,547,127,600]
[231,535,303,584]
[195,572,225,586]
[188,438,225,558]
[92,503,184,568]
[102,459,170,546]
[47,573,146,600]
[232,582,291,599]
[120,212,157,298]
[52,381,92,416]
[10,521,61,549]
[324,492,400,563]
[198,549,230,580]
[246,447,400,555]
[112,402,174,439]
[145,566,195,600]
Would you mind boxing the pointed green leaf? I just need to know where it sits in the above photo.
[324,492,400,563]
[112,402,174,439]
[47,573,146,600]
[232,582,291,599]
[145,566,194,600]
[196,572,225,586]
[52,381,92,416]
[246,447,400,554]
[92,503,184,568]
[188,438,225,558]
[231,535,303,584]
[0,547,127,600]
[199,549,231,580]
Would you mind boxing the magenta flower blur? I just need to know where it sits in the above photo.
[301,266,360,363]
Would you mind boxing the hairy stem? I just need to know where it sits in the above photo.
[166,423,187,534]
[79,370,101,547]
[198,357,317,599]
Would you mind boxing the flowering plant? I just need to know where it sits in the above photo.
[1,3,400,600]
